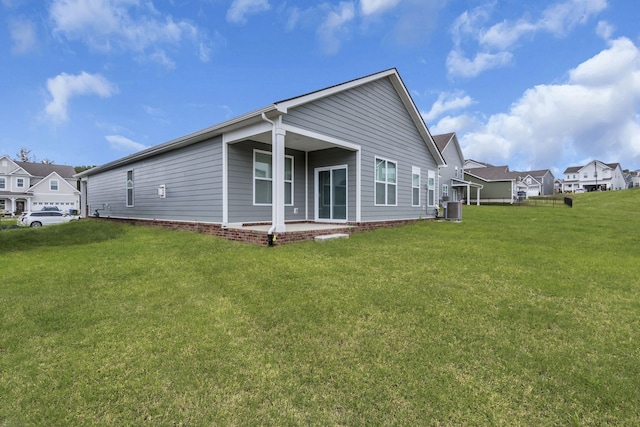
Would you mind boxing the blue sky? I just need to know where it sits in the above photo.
[1,0,639,176]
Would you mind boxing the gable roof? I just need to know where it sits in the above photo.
[79,68,445,177]
[17,161,77,179]
[465,165,518,182]
[27,171,80,194]
[432,133,454,153]
[563,160,621,174]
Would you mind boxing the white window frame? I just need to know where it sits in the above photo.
[50,179,59,191]
[442,184,449,198]
[375,157,397,206]
[427,170,436,207]
[17,178,24,188]
[126,169,134,207]
[253,149,294,206]
[0,177,5,189]
[412,166,420,207]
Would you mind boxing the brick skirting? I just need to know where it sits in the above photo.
[93,217,430,246]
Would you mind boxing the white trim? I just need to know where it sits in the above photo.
[427,170,436,208]
[356,150,361,222]
[222,141,228,224]
[126,169,134,207]
[314,164,349,223]
[252,149,294,206]
[374,156,398,206]
[412,166,420,207]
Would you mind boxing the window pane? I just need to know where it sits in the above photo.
[285,182,292,205]
[255,152,272,179]
[255,179,272,204]
[387,162,396,184]
[376,159,386,181]
[412,173,419,187]
[285,157,292,180]
[413,187,419,206]
[375,182,385,204]
[387,184,396,204]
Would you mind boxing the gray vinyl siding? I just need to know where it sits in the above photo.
[86,138,222,222]
[439,143,464,200]
[284,77,437,221]
[308,148,357,222]
[227,140,307,223]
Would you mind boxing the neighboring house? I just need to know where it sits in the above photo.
[0,155,80,215]
[463,161,518,203]
[562,160,627,192]
[554,178,563,194]
[77,69,446,239]
[515,169,555,197]
[432,133,482,205]
[631,170,640,188]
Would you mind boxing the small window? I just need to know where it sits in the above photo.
[126,170,134,207]
[412,167,420,207]
[17,178,24,188]
[375,157,397,206]
[427,170,436,207]
[50,179,59,191]
[454,166,459,178]
[0,177,5,189]
[442,184,449,197]
[253,150,294,205]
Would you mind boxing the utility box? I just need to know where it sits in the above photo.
[445,201,462,221]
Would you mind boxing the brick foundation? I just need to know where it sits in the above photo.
[92,217,430,246]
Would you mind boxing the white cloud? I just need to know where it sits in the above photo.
[317,2,356,55]
[360,0,400,16]
[446,49,512,78]
[430,114,481,137]
[105,135,148,152]
[460,37,640,171]
[49,0,212,65]
[226,0,270,24]
[45,71,118,123]
[596,20,614,40]
[9,18,37,54]
[423,91,475,122]
[448,0,608,78]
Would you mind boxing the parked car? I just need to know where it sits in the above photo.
[18,211,79,228]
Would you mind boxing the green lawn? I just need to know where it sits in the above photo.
[1,190,639,426]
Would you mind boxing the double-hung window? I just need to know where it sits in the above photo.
[375,157,396,206]
[17,178,24,188]
[126,170,134,207]
[50,179,59,191]
[0,177,5,190]
[442,184,449,198]
[427,170,436,207]
[253,150,293,205]
[412,166,420,206]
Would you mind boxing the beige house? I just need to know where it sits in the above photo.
[0,155,80,216]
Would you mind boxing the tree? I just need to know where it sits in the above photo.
[15,147,34,162]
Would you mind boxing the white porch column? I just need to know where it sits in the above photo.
[476,187,480,205]
[272,125,286,233]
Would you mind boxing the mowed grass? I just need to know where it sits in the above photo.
[1,190,639,426]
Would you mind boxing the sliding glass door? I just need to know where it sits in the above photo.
[316,166,347,221]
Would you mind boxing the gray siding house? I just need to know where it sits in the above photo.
[432,133,482,205]
[0,155,80,216]
[78,69,446,239]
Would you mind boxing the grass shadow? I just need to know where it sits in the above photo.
[0,219,128,253]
